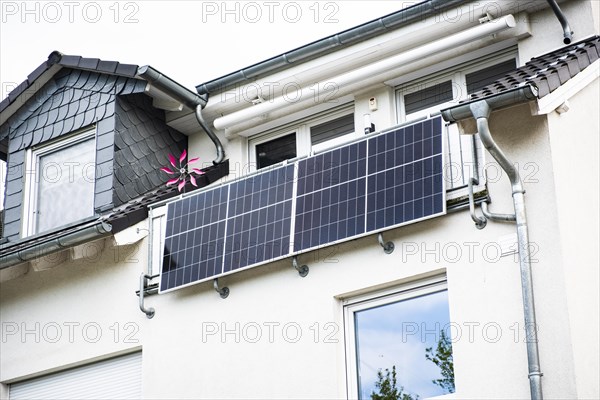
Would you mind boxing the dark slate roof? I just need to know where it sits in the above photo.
[0,51,140,116]
[468,35,600,101]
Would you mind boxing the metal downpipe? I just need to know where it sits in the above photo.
[470,100,543,400]
[195,105,225,164]
[137,66,225,164]
[546,0,574,44]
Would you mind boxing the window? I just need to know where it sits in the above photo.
[256,132,297,169]
[310,113,355,148]
[249,105,355,170]
[396,53,517,193]
[23,128,96,236]
[344,277,454,399]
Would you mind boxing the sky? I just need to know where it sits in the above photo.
[1,1,408,98]
[0,0,408,208]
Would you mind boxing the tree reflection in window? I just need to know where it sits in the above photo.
[354,289,454,399]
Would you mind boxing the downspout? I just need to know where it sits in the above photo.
[546,0,574,45]
[442,86,543,400]
[137,66,225,164]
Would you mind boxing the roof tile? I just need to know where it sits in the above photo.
[59,55,83,68]
[79,57,100,70]
[96,60,119,74]
[467,36,599,101]
[115,63,139,78]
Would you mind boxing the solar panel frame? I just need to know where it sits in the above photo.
[159,165,297,293]
[289,117,446,257]
[158,117,446,294]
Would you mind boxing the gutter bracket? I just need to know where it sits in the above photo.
[292,256,309,277]
[213,278,230,299]
[139,273,156,319]
[377,233,395,254]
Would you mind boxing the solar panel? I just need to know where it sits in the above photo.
[223,165,294,273]
[159,117,445,293]
[294,141,367,252]
[161,186,228,291]
[366,117,444,231]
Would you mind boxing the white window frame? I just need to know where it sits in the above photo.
[0,159,6,211]
[22,127,96,237]
[248,103,356,171]
[149,205,168,276]
[396,49,518,121]
[343,274,449,399]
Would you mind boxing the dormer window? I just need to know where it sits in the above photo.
[22,127,96,236]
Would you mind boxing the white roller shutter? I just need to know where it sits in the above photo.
[9,352,141,400]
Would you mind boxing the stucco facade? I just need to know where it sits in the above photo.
[1,1,598,399]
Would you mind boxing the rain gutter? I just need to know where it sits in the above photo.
[0,220,112,270]
[195,0,471,95]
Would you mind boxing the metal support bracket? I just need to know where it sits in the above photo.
[213,278,229,299]
[468,178,487,229]
[139,273,156,319]
[378,233,395,254]
[292,256,309,277]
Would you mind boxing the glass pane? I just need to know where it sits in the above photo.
[466,59,517,94]
[310,113,355,146]
[404,81,454,115]
[36,138,96,233]
[256,133,296,169]
[354,289,454,399]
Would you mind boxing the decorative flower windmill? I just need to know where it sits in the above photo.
[160,150,204,192]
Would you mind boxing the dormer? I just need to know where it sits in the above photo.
[0,52,229,270]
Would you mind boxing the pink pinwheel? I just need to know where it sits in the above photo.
[160,150,204,192]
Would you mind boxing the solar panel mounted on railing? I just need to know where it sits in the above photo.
[159,116,445,293]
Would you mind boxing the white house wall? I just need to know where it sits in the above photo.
[0,238,145,382]
[546,76,600,399]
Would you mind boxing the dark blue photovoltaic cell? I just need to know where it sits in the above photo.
[161,186,229,292]
[366,117,444,231]
[224,165,294,272]
[294,141,367,251]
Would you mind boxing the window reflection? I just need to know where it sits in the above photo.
[354,289,454,399]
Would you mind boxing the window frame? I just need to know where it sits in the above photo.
[248,103,355,171]
[395,49,518,123]
[22,126,97,237]
[343,274,450,399]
